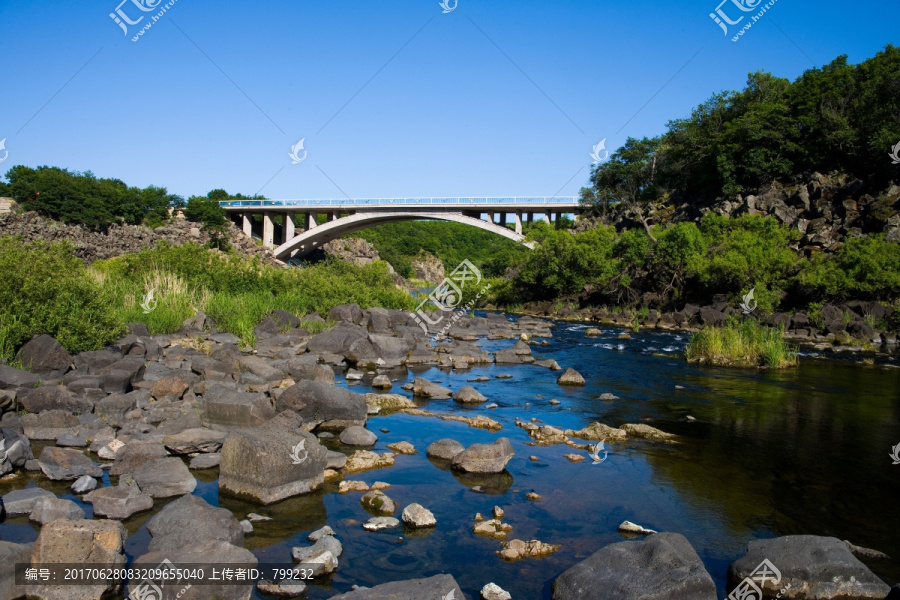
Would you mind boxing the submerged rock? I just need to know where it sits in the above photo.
[412,377,452,399]
[617,520,657,535]
[621,423,676,442]
[728,535,891,599]
[426,438,465,461]
[453,385,488,404]
[552,532,716,600]
[362,516,400,531]
[401,503,436,528]
[343,450,395,474]
[498,538,560,561]
[339,425,378,446]
[361,490,396,515]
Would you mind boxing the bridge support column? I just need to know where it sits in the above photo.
[284,213,295,243]
[499,213,507,227]
[263,212,275,247]
[328,212,338,222]
[555,212,562,230]
[488,211,495,224]
[514,212,522,235]
[545,210,552,223]
[305,213,317,231]
[242,214,252,238]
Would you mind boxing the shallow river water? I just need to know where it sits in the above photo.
[2,315,899,599]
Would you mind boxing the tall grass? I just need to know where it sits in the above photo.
[2,237,417,357]
[685,318,798,368]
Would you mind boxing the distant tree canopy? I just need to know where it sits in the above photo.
[4,166,183,229]
[581,45,900,218]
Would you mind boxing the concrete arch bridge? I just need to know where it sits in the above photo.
[220,197,581,260]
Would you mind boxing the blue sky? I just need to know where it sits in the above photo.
[1,0,897,200]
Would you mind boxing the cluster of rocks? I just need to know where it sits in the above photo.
[0,205,277,265]
[552,532,893,600]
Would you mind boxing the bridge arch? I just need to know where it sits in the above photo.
[272,212,533,259]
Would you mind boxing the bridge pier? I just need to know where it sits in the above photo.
[305,213,317,231]
[555,212,562,230]
[284,213,295,243]
[514,211,523,235]
[242,214,252,238]
[263,212,275,247]
[499,212,507,227]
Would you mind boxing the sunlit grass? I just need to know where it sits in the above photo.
[685,318,798,368]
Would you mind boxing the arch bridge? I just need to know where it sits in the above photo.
[220,197,581,260]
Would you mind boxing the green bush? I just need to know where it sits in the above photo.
[0,237,125,361]
[797,234,900,302]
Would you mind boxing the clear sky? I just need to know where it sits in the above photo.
[1,0,897,200]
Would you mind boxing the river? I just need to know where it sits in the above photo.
[2,315,898,599]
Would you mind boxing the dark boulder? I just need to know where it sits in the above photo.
[552,532,716,600]
[329,574,463,600]
[276,380,367,430]
[15,335,72,377]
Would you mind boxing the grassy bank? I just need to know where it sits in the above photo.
[0,237,416,361]
[685,318,798,368]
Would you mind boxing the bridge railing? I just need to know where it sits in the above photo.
[219,197,580,208]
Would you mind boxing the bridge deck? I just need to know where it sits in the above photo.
[220,197,580,212]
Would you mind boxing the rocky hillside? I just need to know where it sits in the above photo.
[0,206,278,265]
[591,173,900,253]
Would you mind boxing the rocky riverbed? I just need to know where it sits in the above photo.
[0,305,897,599]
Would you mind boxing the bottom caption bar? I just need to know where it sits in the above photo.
[16,562,319,586]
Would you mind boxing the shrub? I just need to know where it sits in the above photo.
[0,237,125,360]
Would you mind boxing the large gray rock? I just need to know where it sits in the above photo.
[276,380,367,430]
[16,334,72,377]
[278,356,335,383]
[97,356,146,393]
[109,440,169,475]
[557,368,586,385]
[552,532,717,600]
[339,425,378,446]
[132,539,257,600]
[21,410,80,440]
[346,334,412,368]
[132,457,197,498]
[308,324,368,354]
[85,485,154,519]
[219,426,327,505]
[30,519,127,600]
[727,535,891,599]
[38,446,102,480]
[412,377,452,399]
[451,438,514,474]
[0,364,42,391]
[453,385,487,404]
[329,574,463,600]
[1,487,56,516]
[401,503,436,528]
[0,541,32,600]
[29,497,85,524]
[73,349,123,373]
[426,439,465,461]
[327,305,365,326]
[163,428,227,454]
[201,383,275,429]
[146,493,243,553]
[20,386,92,414]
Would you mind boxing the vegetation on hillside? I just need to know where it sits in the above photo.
[0,238,414,360]
[581,45,900,219]
[354,220,529,278]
